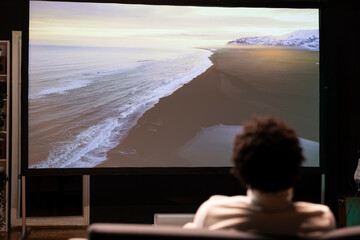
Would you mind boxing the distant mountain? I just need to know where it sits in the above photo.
[227,30,319,51]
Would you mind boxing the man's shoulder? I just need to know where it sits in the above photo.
[205,195,249,207]
[293,201,332,212]
[292,201,335,220]
[292,201,336,231]
[197,195,251,224]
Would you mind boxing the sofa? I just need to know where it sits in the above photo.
[70,223,360,240]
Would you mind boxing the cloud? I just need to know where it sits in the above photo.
[30,2,318,48]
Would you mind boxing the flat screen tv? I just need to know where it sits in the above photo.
[24,0,321,175]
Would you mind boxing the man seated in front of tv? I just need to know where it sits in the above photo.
[184,117,336,238]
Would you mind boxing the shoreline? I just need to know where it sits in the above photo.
[98,47,319,168]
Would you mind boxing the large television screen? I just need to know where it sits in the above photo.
[28,1,320,171]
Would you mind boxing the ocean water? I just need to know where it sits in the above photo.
[29,45,213,168]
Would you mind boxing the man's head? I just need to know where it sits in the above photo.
[231,117,304,192]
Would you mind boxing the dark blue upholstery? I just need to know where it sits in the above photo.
[87,223,360,240]
[320,226,360,240]
[88,223,270,240]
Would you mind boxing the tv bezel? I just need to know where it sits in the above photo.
[22,0,325,176]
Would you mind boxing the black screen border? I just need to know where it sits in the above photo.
[22,0,325,176]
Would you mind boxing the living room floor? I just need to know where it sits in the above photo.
[0,227,87,240]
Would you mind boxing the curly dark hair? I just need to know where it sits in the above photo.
[231,116,304,192]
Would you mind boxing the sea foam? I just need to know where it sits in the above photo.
[30,48,213,168]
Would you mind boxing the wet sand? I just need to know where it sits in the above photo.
[99,47,319,167]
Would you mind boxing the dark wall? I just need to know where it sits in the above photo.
[0,0,27,40]
[90,174,243,223]
[1,0,360,224]
[322,0,360,215]
[90,173,321,223]
[336,2,360,193]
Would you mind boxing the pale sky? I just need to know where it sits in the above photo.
[30,1,319,48]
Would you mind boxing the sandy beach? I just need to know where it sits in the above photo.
[98,47,319,167]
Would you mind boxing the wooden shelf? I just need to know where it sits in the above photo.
[0,40,10,232]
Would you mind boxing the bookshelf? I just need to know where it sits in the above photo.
[0,40,10,232]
